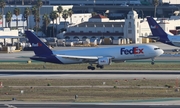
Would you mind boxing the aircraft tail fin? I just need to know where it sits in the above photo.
[146,17,168,39]
[25,31,53,56]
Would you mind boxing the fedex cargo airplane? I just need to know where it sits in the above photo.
[25,31,164,70]
[147,16,180,47]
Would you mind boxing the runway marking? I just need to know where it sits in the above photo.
[4,104,17,108]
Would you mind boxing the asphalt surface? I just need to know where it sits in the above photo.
[0,42,180,62]
[0,104,179,108]
[1,51,180,62]
[0,69,180,74]
[1,70,180,79]
[0,102,180,108]
[0,43,180,107]
[0,70,180,107]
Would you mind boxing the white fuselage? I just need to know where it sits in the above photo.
[52,44,163,64]
[167,34,180,47]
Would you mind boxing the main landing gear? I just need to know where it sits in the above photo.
[96,65,104,69]
[87,64,104,70]
[87,66,95,70]
[151,58,155,65]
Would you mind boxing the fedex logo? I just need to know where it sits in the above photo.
[150,25,158,29]
[32,43,42,47]
[120,47,144,55]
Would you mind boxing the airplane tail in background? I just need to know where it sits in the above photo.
[25,31,53,56]
[146,16,169,42]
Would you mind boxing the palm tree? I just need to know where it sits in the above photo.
[5,11,12,28]
[50,11,58,37]
[68,8,73,24]
[57,5,63,23]
[36,0,43,28]
[36,0,43,16]
[31,5,38,33]
[62,9,68,28]
[23,7,31,30]
[0,0,6,28]
[42,13,50,35]
[13,7,20,29]
[34,14,41,31]
[153,0,159,18]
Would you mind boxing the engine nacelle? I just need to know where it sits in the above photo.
[98,57,111,65]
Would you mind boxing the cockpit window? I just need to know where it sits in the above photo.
[154,48,160,50]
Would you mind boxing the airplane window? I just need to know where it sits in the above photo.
[154,48,160,50]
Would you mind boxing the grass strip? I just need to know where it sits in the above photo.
[0,62,179,70]
[0,79,179,102]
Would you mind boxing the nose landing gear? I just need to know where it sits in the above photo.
[151,58,155,65]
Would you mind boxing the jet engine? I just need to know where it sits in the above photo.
[98,57,111,65]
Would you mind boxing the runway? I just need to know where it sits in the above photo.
[0,52,180,62]
[1,39,180,108]
[0,101,180,108]
[1,70,180,79]
[0,70,180,107]
[0,42,180,62]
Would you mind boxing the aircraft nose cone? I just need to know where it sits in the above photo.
[159,49,164,56]
[161,49,164,54]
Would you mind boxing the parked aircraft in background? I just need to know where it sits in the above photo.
[25,31,164,70]
[147,16,180,47]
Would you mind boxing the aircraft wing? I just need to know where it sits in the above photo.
[56,54,113,60]
[56,54,99,60]
[169,41,180,47]
[171,41,180,43]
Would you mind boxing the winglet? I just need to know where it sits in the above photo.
[25,31,53,56]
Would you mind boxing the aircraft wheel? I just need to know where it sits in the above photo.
[151,58,155,65]
[100,65,104,69]
[91,67,95,70]
[96,65,100,68]
[87,66,91,69]
[151,62,155,65]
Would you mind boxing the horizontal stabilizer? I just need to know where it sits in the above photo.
[140,36,160,39]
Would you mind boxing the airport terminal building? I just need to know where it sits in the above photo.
[19,0,180,5]
[63,10,142,44]
[61,10,180,44]
[1,10,180,45]
[4,0,180,5]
